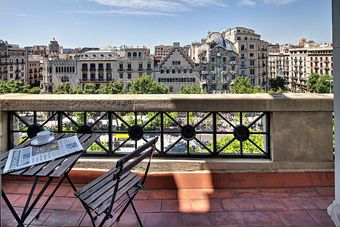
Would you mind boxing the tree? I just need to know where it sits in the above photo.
[128,75,169,94]
[230,76,262,94]
[28,86,41,94]
[315,75,333,93]
[307,73,320,93]
[269,77,286,92]
[83,83,98,94]
[55,82,74,94]
[98,81,125,94]
[180,85,203,94]
[0,80,33,93]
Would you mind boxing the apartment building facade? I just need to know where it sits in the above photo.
[0,40,28,83]
[154,43,200,93]
[268,52,290,81]
[288,45,333,92]
[41,59,78,93]
[197,32,238,93]
[77,47,154,88]
[223,27,269,89]
[27,55,43,86]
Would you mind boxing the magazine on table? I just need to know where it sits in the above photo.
[3,135,83,174]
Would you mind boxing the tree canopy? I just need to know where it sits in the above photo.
[307,74,333,93]
[180,84,203,94]
[269,77,286,92]
[307,73,320,93]
[0,80,40,94]
[230,76,262,94]
[128,75,168,94]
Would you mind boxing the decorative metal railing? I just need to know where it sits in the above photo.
[7,111,270,158]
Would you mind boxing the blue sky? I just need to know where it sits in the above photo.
[0,0,332,50]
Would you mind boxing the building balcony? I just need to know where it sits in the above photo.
[81,68,88,72]
[105,68,112,72]
[126,68,133,72]
[118,68,125,72]
[0,94,334,226]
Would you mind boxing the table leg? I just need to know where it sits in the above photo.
[21,176,39,220]
[2,189,24,227]
[35,175,66,219]
[20,177,52,222]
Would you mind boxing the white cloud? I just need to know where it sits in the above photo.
[85,0,227,15]
[239,0,256,6]
[240,0,297,6]
[72,9,177,16]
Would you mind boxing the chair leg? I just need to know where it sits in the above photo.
[130,200,143,227]
[80,200,96,227]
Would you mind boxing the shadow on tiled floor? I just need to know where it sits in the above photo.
[1,181,336,226]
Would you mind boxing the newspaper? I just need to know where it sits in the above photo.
[3,135,83,174]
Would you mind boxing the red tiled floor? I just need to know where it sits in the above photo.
[250,198,287,210]
[222,198,255,210]
[275,210,320,227]
[1,181,336,227]
[149,190,177,199]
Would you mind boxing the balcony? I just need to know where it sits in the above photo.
[118,68,124,72]
[0,94,334,226]
[126,68,133,72]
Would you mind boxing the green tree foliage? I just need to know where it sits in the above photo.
[307,73,320,92]
[83,83,98,94]
[315,75,333,93]
[128,75,169,94]
[98,81,125,94]
[180,85,203,94]
[0,80,32,93]
[28,86,41,94]
[269,77,286,92]
[55,82,74,94]
[230,76,262,94]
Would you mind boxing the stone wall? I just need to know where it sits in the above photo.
[0,93,334,172]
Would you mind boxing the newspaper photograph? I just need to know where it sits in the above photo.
[3,135,83,174]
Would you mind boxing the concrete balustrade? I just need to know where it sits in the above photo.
[0,93,334,173]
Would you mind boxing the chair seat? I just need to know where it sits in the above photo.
[76,170,141,215]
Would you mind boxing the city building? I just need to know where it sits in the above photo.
[223,27,269,89]
[27,55,43,86]
[25,45,47,57]
[0,40,28,83]
[47,38,61,58]
[268,52,290,80]
[154,42,200,93]
[288,44,333,92]
[41,59,78,93]
[154,45,172,63]
[195,32,238,93]
[77,47,154,88]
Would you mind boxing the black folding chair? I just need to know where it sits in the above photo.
[75,137,158,227]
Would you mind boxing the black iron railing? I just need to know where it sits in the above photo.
[7,111,270,158]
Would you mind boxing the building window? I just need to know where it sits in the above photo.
[90,73,95,81]
[82,63,88,69]
[127,63,131,70]
[237,36,241,41]
[82,73,88,81]
[250,60,255,66]
[184,69,187,73]
[250,53,254,57]
[119,73,123,79]
[147,63,152,69]
[161,69,164,74]
[106,63,111,69]
[250,69,255,75]
[223,57,227,63]
[90,63,95,69]
[249,45,255,49]
[211,57,215,62]
[133,52,137,58]
[128,73,131,79]
[119,63,123,69]
[128,52,131,58]
[172,69,176,74]
[139,63,143,69]
[189,69,193,73]
[241,45,245,51]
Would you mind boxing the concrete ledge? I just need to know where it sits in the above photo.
[0,93,333,112]
[74,157,334,172]
[3,168,334,189]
